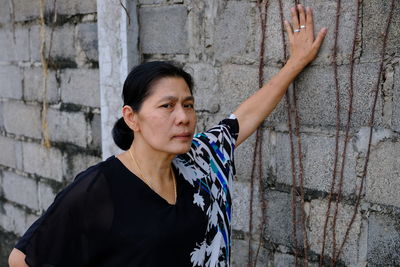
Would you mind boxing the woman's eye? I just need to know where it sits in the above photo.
[161,103,173,108]
[184,103,194,109]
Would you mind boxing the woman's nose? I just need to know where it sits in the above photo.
[175,106,190,125]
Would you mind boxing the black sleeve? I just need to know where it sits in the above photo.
[15,164,113,267]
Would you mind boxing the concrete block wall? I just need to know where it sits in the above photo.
[137,0,400,266]
[1,0,399,266]
[0,0,101,264]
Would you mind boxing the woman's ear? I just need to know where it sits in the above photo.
[122,105,139,132]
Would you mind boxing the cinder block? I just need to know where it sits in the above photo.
[30,25,76,62]
[0,101,4,129]
[264,190,304,248]
[361,0,400,62]
[308,199,361,266]
[0,203,27,235]
[47,108,88,147]
[12,0,40,21]
[218,64,259,115]
[23,67,59,103]
[60,68,100,107]
[0,0,11,24]
[214,2,258,64]
[231,239,270,267]
[56,0,97,15]
[38,181,56,212]
[0,135,23,169]
[232,180,261,233]
[0,65,23,99]
[295,63,384,129]
[366,141,400,208]
[3,101,42,139]
[0,26,30,61]
[393,65,400,131]
[76,23,98,62]
[367,213,400,265]
[184,63,219,112]
[2,171,39,210]
[305,0,359,65]
[88,113,101,150]
[22,141,63,181]
[275,132,357,195]
[273,253,295,267]
[140,5,188,54]
[63,152,101,182]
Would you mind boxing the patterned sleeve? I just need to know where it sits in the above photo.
[192,113,239,189]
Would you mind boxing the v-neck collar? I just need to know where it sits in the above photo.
[113,155,179,207]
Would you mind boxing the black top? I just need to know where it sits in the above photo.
[15,115,239,267]
[16,156,208,267]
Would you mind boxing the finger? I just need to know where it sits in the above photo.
[291,7,300,31]
[306,7,314,39]
[312,28,328,51]
[298,4,306,30]
[284,20,294,43]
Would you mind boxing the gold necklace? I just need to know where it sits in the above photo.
[128,148,177,204]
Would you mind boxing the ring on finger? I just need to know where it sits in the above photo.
[294,29,300,33]
[300,25,306,29]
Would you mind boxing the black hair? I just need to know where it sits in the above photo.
[112,61,194,150]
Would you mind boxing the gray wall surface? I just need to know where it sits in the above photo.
[1,0,399,266]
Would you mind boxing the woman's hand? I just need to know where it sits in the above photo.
[284,4,327,68]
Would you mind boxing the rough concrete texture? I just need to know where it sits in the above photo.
[295,63,384,129]
[264,190,305,248]
[47,108,88,147]
[0,135,23,170]
[0,26,30,62]
[23,67,59,103]
[0,65,23,99]
[140,5,188,54]
[3,101,42,139]
[361,0,400,62]
[76,22,99,62]
[214,1,257,64]
[38,181,56,212]
[367,212,400,266]
[275,132,357,195]
[231,238,270,267]
[29,25,76,62]
[60,68,100,107]
[62,152,101,182]
[308,199,362,266]
[22,142,63,182]
[393,64,400,131]
[2,171,39,210]
[366,140,400,208]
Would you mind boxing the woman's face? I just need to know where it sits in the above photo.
[134,76,197,155]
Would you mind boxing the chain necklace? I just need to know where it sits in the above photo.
[128,148,177,204]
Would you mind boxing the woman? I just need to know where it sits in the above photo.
[9,4,326,267]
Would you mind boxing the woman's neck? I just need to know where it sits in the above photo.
[128,139,175,185]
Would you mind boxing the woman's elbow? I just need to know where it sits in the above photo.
[8,248,29,267]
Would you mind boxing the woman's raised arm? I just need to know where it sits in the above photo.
[233,4,327,147]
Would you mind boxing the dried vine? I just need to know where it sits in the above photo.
[328,1,361,265]
[319,0,344,265]
[39,0,51,148]
[288,0,310,265]
[248,1,269,266]
[278,0,300,265]
[332,0,395,264]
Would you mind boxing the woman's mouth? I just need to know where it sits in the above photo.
[173,133,192,140]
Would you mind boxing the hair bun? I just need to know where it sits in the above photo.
[112,117,134,150]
